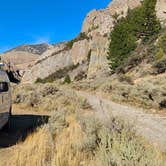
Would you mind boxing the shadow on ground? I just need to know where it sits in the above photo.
[0,114,49,148]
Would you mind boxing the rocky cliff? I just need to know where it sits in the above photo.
[9,0,166,83]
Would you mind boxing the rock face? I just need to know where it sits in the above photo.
[15,0,166,83]
[82,0,142,36]
[0,43,55,82]
[156,0,166,26]
[0,44,53,72]
[22,49,73,83]
[71,39,89,65]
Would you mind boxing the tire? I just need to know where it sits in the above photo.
[3,107,12,132]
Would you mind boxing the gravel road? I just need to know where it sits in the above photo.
[78,91,166,152]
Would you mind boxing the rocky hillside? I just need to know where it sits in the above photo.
[0,43,58,82]
[1,0,166,83]
[0,43,54,71]
[19,0,166,83]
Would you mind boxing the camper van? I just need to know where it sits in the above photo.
[0,70,12,129]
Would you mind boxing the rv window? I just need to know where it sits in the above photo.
[0,82,8,92]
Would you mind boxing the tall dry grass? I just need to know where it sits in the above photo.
[8,125,54,166]
[8,83,166,166]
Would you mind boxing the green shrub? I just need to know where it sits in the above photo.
[35,78,44,83]
[95,125,166,166]
[159,99,166,109]
[118,74,134,85]
[66,32,89,49]
[155,48,165,60]
[35,64,79,84]
[158,31,166,53]
[64,75,71,84]
[107,0,161,72]
[87,49,91,62]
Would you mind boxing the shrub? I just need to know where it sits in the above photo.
[78,115,102,152]
[64,75,71,84]
[49,109,69,137]
[95,125,165,166]
[159,99,166,109]
[153,58,166,74]
[87,49,91,62]
[40,84,59,97]
[118,74,134,85]
[35,78,44,83]
[158,31,166,53]
[116,53,145,73]
[66,32,89,49]
[35,64,78,83]
[155,48,165,60]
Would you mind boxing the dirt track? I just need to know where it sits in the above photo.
[77,91,166,152]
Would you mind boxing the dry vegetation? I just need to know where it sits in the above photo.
[7,83,166,166]
[69,72,166,113]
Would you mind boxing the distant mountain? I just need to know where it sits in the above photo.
[0,43,56,83]
[0,43,55,71]
[5,43,53,55]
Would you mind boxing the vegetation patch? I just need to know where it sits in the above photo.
[35,64,79,83]
[63,75,71,84]
[66,32,89,49]
[153,58,166,74]
[107,0,161,72]
[10,83,166,165]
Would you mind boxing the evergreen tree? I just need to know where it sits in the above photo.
[107,0,161,72]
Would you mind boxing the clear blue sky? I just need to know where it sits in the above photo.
[0,0,111,53]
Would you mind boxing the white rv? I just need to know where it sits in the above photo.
[0,70,12,129]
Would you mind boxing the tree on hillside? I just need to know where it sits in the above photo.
[107,0,161,72]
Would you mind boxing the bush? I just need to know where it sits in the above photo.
[158,31,166,53]
[35,78,43,83]
[159,99,166,109]
[116,53,145,73]
[155,48,165,60]
[66,32,89,49]
[107,0,161,72]
[118,74,134,85]
[78,115,102,152]
[40,84,59,97]
[153,58,166,74]
[64,75,71,84]
[49,109,69,137]
[35,64,78,83]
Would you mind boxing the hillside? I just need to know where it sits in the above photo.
[0,43,54,71]
[1,0,166,165]
[19,0,166,84]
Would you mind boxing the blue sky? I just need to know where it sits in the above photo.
[0,0,111,53]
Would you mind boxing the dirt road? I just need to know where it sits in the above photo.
[77,91,166,152]
[0,105,50,165]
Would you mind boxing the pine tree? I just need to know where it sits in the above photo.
[107,0,160,72]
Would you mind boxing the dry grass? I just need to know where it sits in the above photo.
[52,114,93,166]
[8,125,54,166]
[6,109,166,166]
[8,82,166,166]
